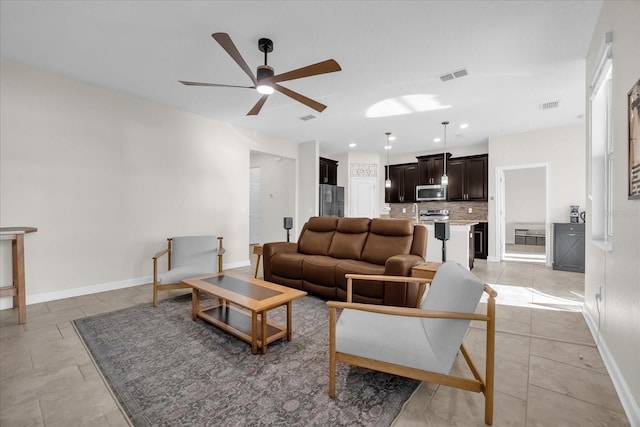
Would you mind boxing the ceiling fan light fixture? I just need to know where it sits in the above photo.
[256,84,274,95]
[256,65,275,94]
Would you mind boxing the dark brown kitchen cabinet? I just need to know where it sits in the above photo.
[416,153,450,185]
[319,157,338,185]
[447,154,488,201]
[474,222,488,259]
[385,163,417,203]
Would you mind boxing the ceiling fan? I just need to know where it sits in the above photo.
[179,33,342,116]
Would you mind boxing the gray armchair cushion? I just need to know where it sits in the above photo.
[158,235,218,284]
[420,261,484,373]
[335,261,484,375]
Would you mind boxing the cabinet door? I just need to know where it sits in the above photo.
[466,156,488,200]
[418,157,446,185]
[446,159,466,201]
[385,165,403,203]
[417,160,431,185]
[319,160,329,184]
[402,165,417,202]
[327,162,337,185]
[319,158,338,185]
[432,157,445,185]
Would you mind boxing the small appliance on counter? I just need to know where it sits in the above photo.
[570,205,580,223]
[419,209,450,221]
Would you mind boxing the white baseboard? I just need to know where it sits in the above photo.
[487,255,500,262]
[583,306,640,427]
[0,259,252,310]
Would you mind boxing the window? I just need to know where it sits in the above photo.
[589,32,613,249]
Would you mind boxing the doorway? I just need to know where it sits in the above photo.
[350,177,378,218]
[498,164,549,265]
[249,152,296,245]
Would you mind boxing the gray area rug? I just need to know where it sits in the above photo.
[73,294,419,426]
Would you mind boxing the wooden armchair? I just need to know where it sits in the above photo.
[327,261,497,425]
[152,235,224,307]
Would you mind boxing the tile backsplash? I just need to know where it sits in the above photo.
[388,201,488,222]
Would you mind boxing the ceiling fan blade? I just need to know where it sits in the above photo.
[273,59,342,83]
[212,33,257,86]
[247,95,269,116]
[179,80,254,89]
[274,84,327,113]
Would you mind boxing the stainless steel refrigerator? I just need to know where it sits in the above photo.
[319,184,344,217]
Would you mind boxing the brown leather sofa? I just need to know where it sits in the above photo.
[262,216,427,307]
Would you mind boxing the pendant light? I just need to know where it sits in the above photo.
[441,121,449,186]
[385,132,392,188]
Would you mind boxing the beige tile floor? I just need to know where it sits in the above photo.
[0,254,630,426]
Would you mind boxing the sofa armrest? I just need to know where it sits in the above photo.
[262,241,298,280]
[384,254,425,276]
[383,254,426,307]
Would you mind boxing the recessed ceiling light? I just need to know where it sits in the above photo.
[388,135,396,141]
[348,143,357,148]
[459,123,469,129]
[384,145,392,150]
[433,137,442,143]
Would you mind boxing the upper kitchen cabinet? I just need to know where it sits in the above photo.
[447,154,488,201]
[416,153,450,185]
[319,157,338,185]
[385,163,417,203]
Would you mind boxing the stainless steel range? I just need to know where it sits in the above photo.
[419,209,450,221]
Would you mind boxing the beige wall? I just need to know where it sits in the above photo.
[0,60,298,304]
[584,1,640,423]
[488,124,586,260]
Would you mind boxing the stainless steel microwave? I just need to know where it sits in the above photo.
[416,185,447,201]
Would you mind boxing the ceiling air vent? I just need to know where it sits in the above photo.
[540,100,559,110]
[299,114,317,121]
[439,67,470,82]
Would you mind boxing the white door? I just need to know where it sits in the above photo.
[249,167,261,244]
[350,177,377,218]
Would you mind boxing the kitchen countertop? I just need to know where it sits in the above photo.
[414,220,480,226]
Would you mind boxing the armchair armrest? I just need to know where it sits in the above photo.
[384,254,425,276]
[153,248,169,260]
[326,300,491,322]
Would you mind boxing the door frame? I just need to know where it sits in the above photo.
[494,163,550,266]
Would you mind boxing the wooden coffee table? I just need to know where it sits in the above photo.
[182,272,307,354]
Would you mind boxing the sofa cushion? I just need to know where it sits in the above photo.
[328,217,371,260]
[269,252,307,280]
[361,219,413,265]
[298,217,338,255]
[302,255,340,287]
[335,259,385,298]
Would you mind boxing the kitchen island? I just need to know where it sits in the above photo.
[416,220,477,269]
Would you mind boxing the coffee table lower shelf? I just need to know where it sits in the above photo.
[197,303,286,354]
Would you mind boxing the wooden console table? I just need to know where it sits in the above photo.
[0,227,37,324]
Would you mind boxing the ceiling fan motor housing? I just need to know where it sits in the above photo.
[257,65,274,82]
